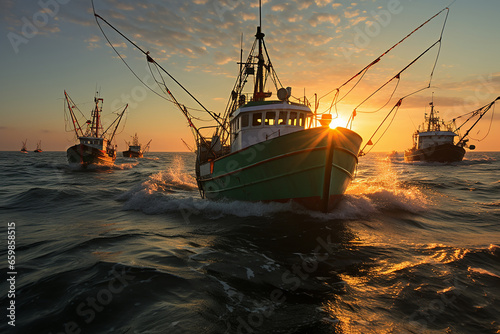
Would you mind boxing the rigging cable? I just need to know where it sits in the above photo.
[351,37,442,120]
[351,6,451,154]
[92,3,170,105]
[318,6,452,106]
[91,0,224,129]
[354,77,401,115]
[456,97,500,145]
[469,102,495,141]
[320,68,369,116]
[359,99,402,156]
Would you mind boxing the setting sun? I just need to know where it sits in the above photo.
[329,116,346,129]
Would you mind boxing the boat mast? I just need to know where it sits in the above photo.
[239,33,243,96]
[253,0,265,101]
[426,94,441,132]
[427,102,434,131]
[92,95,104,138]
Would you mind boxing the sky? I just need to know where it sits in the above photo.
[1,0,499,152]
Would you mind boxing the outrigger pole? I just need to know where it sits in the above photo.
[102,104,128,143]
[64,90,84,138]
[456,96,500,146]
[91,1,224,130]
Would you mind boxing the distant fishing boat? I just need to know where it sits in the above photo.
[64,90,127,167]
[405,98,499,163]
[405,101,465,162]
[20,139,28,153]
[387,151,399,159]
[122,134,151,158]
[34,140,42,153]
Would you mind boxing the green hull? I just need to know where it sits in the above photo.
[197,127,362,212]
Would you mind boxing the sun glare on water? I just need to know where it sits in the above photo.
[329,116,346,129]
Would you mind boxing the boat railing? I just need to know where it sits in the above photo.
[236,91,310,108]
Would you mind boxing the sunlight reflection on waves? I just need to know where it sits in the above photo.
[67,162,139,170]
[344,159,428,214]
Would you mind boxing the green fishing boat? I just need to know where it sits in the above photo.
[93,1,362,211]
[193,23,362,212]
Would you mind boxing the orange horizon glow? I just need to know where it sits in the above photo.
[0,1,499,152]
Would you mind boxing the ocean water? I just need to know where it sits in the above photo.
[0,151,499,334]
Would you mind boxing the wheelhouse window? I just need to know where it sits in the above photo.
[241,114,249,128]
[252,112,262,126]
[265,111,276,126]
[298,113,305,127]
[305,115,312,128]
[288,112,297,126]
[278,111,287,125]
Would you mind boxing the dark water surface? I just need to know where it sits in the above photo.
[1,151,499,334]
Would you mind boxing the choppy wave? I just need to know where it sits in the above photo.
[66,162,139,171]
[119,161,428,220]
[2,151,500,334]
[402,156,496,167]
[461,156,496,164]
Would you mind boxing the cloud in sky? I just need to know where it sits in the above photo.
[344,10,359,19]
[1,0,499,151]
[315,0,333,7]
[0,0,357,70]
[271,4,287,12]
[308,13,341,27]
[49,0,356,80]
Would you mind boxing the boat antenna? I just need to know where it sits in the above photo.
[259,0,262,28]
[253,0,266,101]
[239,33,243,92]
